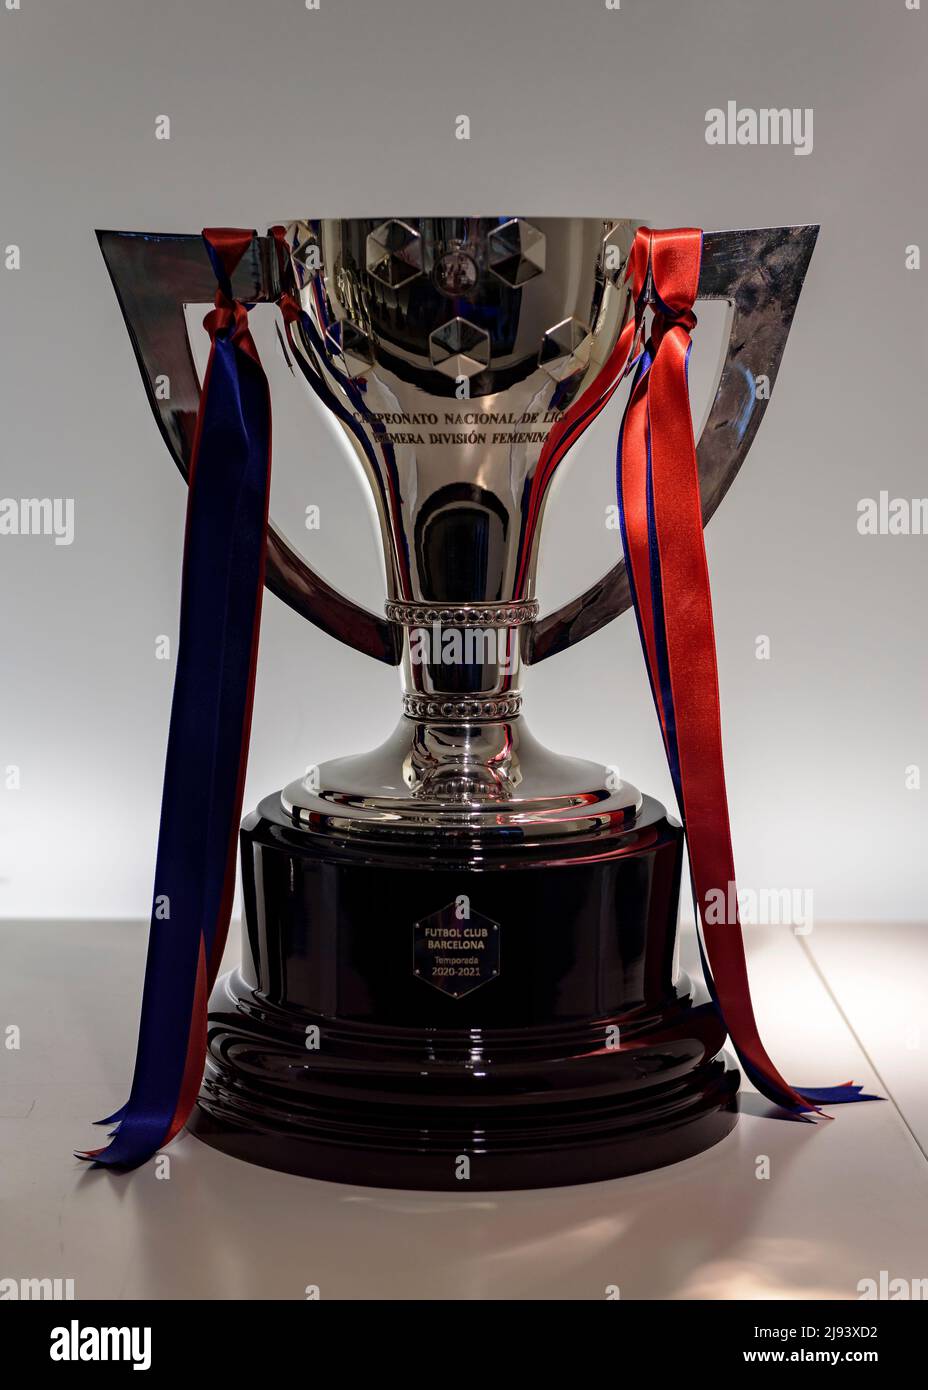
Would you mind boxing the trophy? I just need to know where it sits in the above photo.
[95,217,822,1189]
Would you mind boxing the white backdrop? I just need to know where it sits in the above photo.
[0,0,925,921]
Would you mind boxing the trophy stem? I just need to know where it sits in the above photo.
[390,598,532,713]
[281,598,649,834]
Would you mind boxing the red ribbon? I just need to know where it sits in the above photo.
[618,227,875,1113]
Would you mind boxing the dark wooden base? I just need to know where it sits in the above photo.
[189,793,739,1189]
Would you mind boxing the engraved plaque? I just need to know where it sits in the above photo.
[413,902,500,998]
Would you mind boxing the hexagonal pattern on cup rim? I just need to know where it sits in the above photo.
[538,316,593,381]
[365,218,424,289]
[487,217,546,287]
[428,316,492,379]
[324,319,375,374]
[293,235,322,270]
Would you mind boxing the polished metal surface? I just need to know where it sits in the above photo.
[98,217,817,840]
[97,221,816,667]
[526,223,820,662]
[402,692,523,720]
[385,599,539,628]
[281,717,641,839]
[97,219,817,669]
[96,228,399,664]
[280,218,640,616]
[278,218,644,836]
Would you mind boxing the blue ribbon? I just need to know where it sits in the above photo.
[79,236,271,1168]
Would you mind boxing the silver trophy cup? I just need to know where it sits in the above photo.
[99,217,817,1188]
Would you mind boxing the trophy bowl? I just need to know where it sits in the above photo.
[279,216,644,837]
[98,216,819,1188]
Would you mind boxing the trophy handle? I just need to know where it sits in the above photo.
[97,230,403,665]
[525,224,820,664]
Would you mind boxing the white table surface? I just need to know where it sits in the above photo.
[1,919,925,1300]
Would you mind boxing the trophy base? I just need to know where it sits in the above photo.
[189,792,739,1190]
